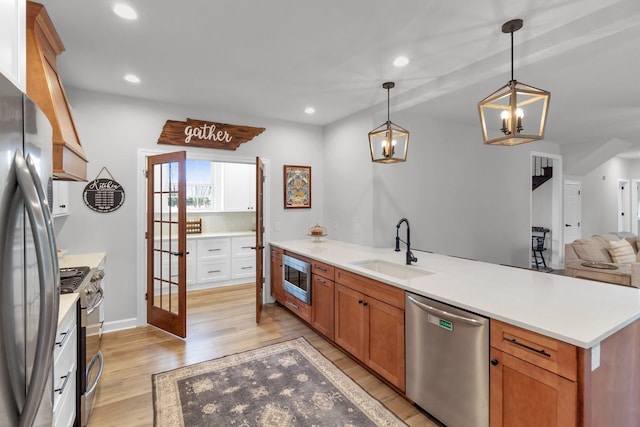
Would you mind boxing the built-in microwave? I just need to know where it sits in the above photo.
[282,254,311,304]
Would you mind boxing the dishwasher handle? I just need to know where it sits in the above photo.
[407,295,484,327]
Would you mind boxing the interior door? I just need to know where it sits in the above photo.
[146,151,187,338]
[255,157,265,323]
[563,181,581,247]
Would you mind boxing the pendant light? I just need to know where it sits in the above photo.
[478,19,550,146]
[368,82,409,163]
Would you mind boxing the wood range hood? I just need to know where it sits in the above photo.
[26,1,88,181]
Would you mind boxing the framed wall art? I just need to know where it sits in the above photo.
[284,165,311,209]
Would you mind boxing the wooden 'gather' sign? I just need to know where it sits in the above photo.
[158,118,265,150]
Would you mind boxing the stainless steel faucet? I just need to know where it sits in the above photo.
[395,218,417,265]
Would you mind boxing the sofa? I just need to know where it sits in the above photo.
[564,232,640,288]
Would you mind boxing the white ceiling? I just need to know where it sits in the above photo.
[38,0,640,148]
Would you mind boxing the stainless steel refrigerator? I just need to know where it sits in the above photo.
[0,73,60,426]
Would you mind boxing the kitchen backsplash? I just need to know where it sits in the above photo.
[189,212,255,233]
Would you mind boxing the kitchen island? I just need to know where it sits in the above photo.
[270,238,640,427]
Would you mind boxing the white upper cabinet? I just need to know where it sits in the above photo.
[51,180,69,217]
[0,0,26,91]
[222,163,256,212]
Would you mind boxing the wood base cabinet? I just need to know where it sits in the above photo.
[311,260,335,340]
[335,269,405,391]
[490,347,577,427]
[490,320,580,427]
[270,246,284,303]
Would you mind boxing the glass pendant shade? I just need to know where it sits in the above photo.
[478,19,550,146]
[368,82,409,163]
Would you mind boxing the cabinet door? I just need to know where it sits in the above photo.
[223,163,256,211]
[52,180,69,217]
[270,248,284,303]
[311,275,334,340]
[490,347,577,427]
[334,284,365,360]
[0,0,26,90]
[365,297,405,391]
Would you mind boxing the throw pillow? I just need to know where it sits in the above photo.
[573,238,612,263]
[608,239,636,264]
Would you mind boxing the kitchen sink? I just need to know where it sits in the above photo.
[350,259,433,280]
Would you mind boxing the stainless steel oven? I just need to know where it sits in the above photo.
[60,266,104,427]
[282,254,311,304]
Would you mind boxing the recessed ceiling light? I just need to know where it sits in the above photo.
[113,3,138,20]
[304,107,316,114]
[124,74,141,83]
[393,56,409,67]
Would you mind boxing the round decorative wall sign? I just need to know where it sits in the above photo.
[83,167,125,213]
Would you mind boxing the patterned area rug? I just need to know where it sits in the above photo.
[152,337,407,426]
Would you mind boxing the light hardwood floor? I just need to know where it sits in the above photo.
[87,284,437,426]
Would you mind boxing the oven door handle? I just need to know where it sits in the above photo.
[85,351,104,397]
[86,289,104,316]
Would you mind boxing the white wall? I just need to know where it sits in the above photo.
[324,109,560,268]
[54,88,324,327]
[575,156,629,238]
[322,109,376,247]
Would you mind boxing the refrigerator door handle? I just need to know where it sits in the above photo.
[14,151,59,427]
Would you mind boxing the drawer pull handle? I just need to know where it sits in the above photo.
[241,266,253,270]
[504,337,551,358]
[55,330,70,347]
[316,278,326,284]
[287,301,300,310]
[208,248,221,252]
[55,369,73,394]
[316,266,327,271]
[490,359,499,366]
[241,246,253,249]
[208,270,221,273]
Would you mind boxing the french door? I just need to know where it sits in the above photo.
[146,151,187,338]
[255,156,265,323]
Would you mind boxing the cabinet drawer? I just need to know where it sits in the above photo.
[490,319,577,381]
[53,324,77,412]
[54,307,76,364]
[335,268,405,310]
[270,245,283,260]
[232,236,255,257]
[284,293,311,323]
[53,370,76,427]
[312,260,335,280]
[160,258,196,285]
[197,238,231,260]
[232,256,255,279]
[197,259,230,282]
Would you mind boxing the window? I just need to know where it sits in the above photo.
[167,160,215,211]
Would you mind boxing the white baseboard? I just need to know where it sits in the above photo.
[103,318,138,333]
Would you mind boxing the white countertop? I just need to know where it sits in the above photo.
[271,239,640,349]
[155,231,255,240]
[188,231,254,239]
[58,293,78,327]
[59,252,106,270]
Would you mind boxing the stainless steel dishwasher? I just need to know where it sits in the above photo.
[405,291,489,427]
